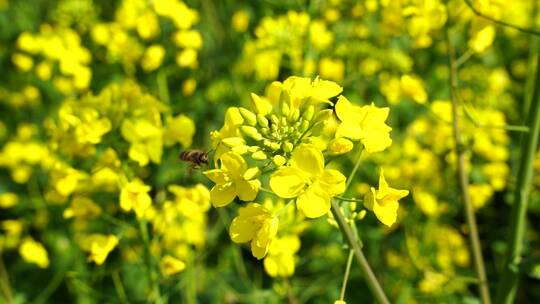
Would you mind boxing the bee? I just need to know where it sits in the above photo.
[179,150,209,170]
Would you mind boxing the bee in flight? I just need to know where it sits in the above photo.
[179,150,209,172]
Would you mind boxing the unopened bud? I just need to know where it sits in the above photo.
[252,150,267,160]
[239,107,257,126]
[314,109,333,122]
[222,137,246,147]
[280,102,290,116]
[240,126,263,141]
[328,138,354,155]
[272,155,286,166]
[269,141,281,151]
[257,114,269,128]
[302,105,315,121]
[289,109,300,123]
[282,141,293,153]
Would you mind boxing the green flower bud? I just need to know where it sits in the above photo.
[248,146,260,153]
[299,120,310,132]
[272,155,286,166]
[280,102,290,116]
[231,145,249,154]
[222,137,246,147]
[257,114,269,128]
[269,142,281,151]
[239,107,257,126]
[270,114,279,125]
[302,105,315,121]
[280,116,288,127]
[328,138,354,155]
[288,109,300,123]
[240,126,263,141]
[252,150,267,160]
[260,127,269,136]
[314,109,333,122]
[282,141,293,153]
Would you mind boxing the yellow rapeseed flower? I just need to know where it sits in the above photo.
[270,144,346,218]
[160,255,186,276]
[364,169,409,227]
[120,179,152,218]
[229,203,278,259]
[19,237,49,268]
[204,152,260,207]
[335,96,392,153]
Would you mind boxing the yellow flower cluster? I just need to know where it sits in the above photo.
[14,26,92,92]
[204,76,408,277]
[0,80,202,275]
[91,0,201,73]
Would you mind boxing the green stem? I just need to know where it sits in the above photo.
[139,220,164,304]
[112,271,128,304]
[463,0,540,36]
[339,250,354,301]
[334,196,363,204]
[330,200,390,304]
[0,255,12,304]
[446,30,492,304]
[345,147,363,192]
[495,54,540,304]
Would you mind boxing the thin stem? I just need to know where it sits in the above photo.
[334,196,364,204]
[446,30,491,304]
[339,250,354,301]
[455,49,474,68]
[0,256,12,304]
[139,220,164,304]
[345,147,364,192]
[112,271,128,304]
[330,200,390,304]
[463,0,540,37]
[495,54,540,304]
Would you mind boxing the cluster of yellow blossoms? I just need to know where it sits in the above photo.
[204,76,409,277]
[0,81,202,280]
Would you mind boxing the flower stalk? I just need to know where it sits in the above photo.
[495,53,540,304]
[330,200,390,304]
[446,30,491,304]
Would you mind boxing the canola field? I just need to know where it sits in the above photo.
[0,0,539,303]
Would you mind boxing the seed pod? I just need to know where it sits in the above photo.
[240,126,263,141]
[239,107,257,126]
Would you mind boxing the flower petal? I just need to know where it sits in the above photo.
[203,169,228,184]
[220,152,247,178]
[319,169,346,196]
[296,185,330,218]
[373,199,399,227]
[236,179,260,201]
[269,167,306,198]
[291,145,324,178]
[210,183,236,207]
